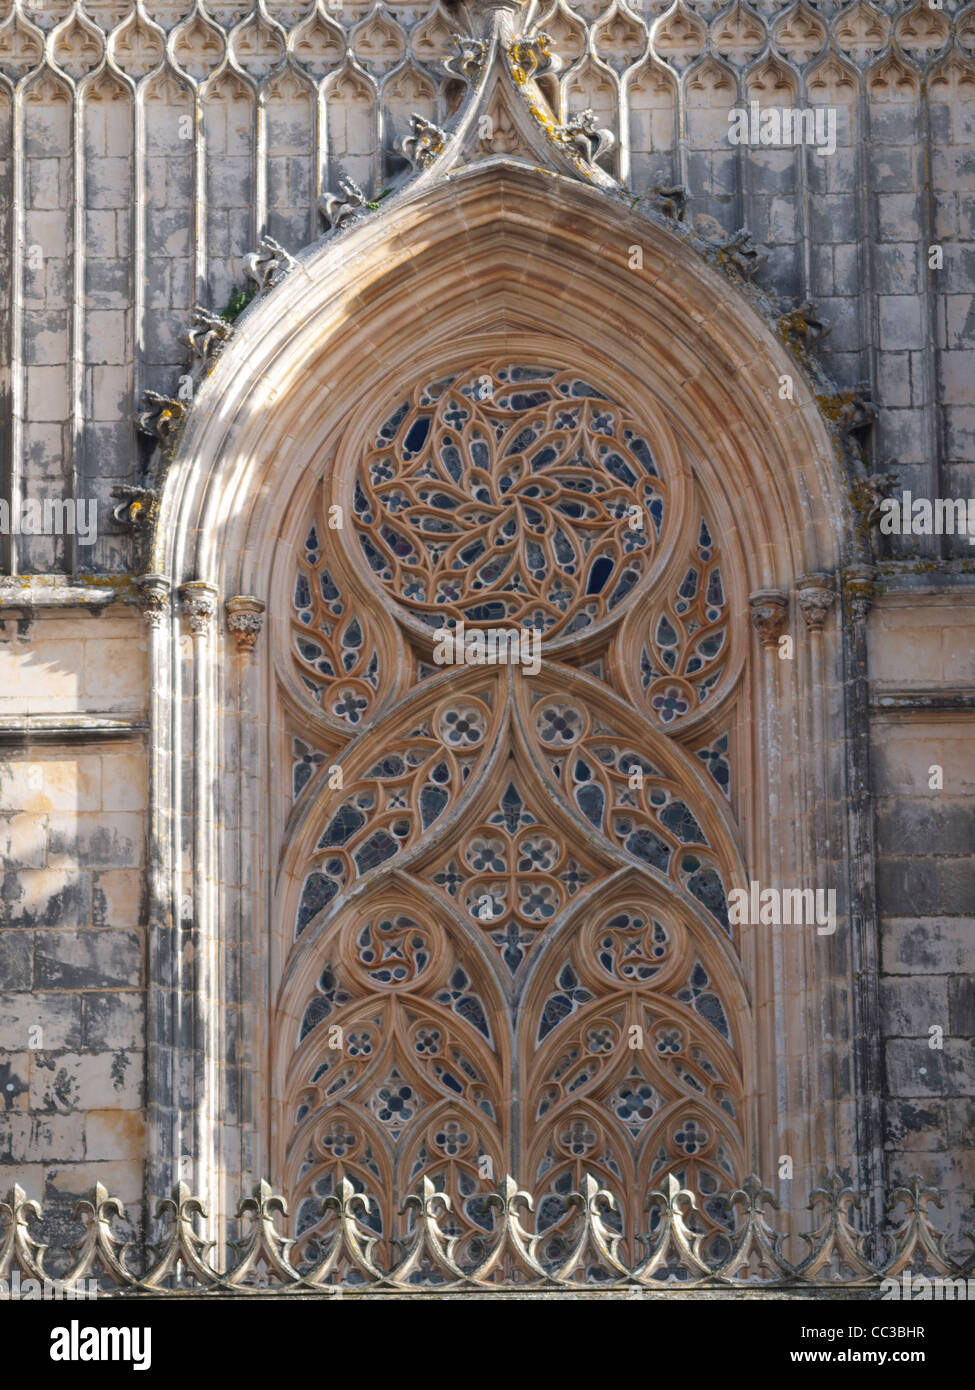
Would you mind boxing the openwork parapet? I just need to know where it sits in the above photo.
[2,1173,972,1297]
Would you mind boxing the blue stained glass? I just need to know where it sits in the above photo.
[625,828,671,872]
[420,785,449,828]
[661,801,707,845]
[576,783,605,827]
[586,556,614,595]
[403,415,431,455]
[317,804,365,848]
[687,868,731,933]
[295,872,339,937]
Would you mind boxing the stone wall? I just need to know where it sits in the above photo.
[0,1,973,572]
[868,586,975,1220]
[0,606,147,1233]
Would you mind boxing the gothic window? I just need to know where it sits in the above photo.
[276,360,748,1276]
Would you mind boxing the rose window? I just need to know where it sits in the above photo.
[352,363,669,643]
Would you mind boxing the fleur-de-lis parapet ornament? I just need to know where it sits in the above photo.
[402,113,448,170]
[0,1184,47,1283]
[555,1173,629,1283]
[797,1173,874,1285]
[3,1172,972,1292]
[633,1174,710,1284]
[226,1180,299,1288]
[183,303,233,363]
[243,234,297,295]
[141,1181,222,1290]
[306,1176,384,1286]
[64,1183,134,1288]
[392,1176,466,1287]
[715,1174,795,1284]
[318,177,367,231]
[470,1176,550,1284]
[136,389,186,442]
[880,1176,956,1279]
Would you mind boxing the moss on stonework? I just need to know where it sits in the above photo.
[221,284,257,323]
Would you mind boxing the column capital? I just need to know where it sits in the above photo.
[178,580,219,636]
[225,595,266,654]
[795,573,837,633]
[748,588,789,649]
[843,565,877,622]
[135,573,171,628]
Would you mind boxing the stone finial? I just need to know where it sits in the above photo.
[720,227,769,279]
[402,113,447,170]
[318,177,367,231]
[749,589,789,648]
[136,573,171,628]
[560,107,614,165]
[137,390,185,441]
[779,297,831,350]
[507,34,558,83]
[179,580,219,636]
[648,169,689,221]
[243,235,296,294]
[445,36,487,81]
[225,595,266,653]
[835,386,877,443]
[184,304,233,363]
[796,573,837,633]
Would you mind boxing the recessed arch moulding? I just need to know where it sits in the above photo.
[147,160,859,1252]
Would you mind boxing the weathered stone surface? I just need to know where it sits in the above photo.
[33,929,143,991]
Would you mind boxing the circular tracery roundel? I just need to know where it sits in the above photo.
[350,362,670,644]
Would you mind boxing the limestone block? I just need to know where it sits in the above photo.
[0,931,33,991]
[92,870,144,929]
[940,350,975,406]
[26,364,70,422]
[1,1112,86,1163]
[883,917,975,975]
[877,192,920,241]
[880,974,949,1035]
[0,1053,29,1111]
[81,993,144,1051]
[948,976,975,1037]
[33,929,143,990]
[84,1107,146,1162]
[0,870,90,928]
[883,1098,948,1152]
[0,993,83,1050]
[87,157,132,211]
[28,1049,142,1111]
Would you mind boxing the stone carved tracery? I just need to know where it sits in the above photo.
[275,358,750,1270]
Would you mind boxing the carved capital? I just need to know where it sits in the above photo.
[749,589,789,648]
[225,595,266,653]
[136,573,171,629]
[844,565,877,622]
[179,581,219,637]
[795,573,837,633]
